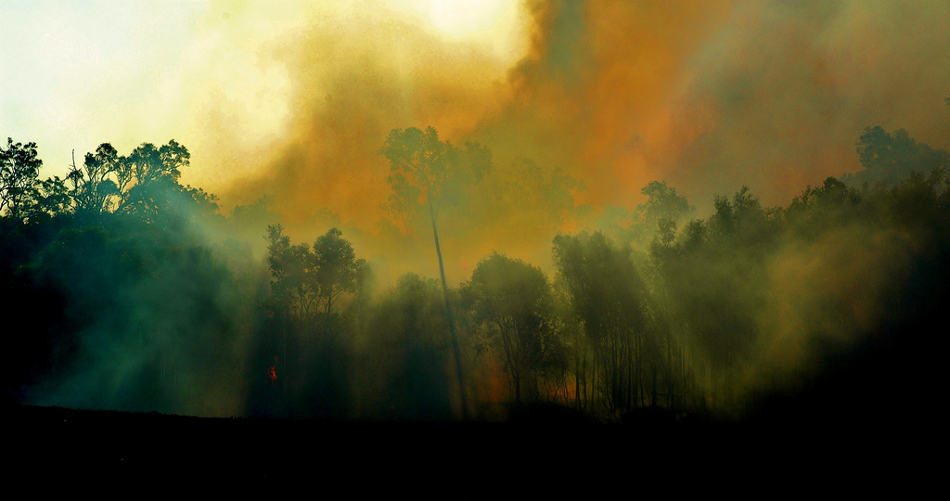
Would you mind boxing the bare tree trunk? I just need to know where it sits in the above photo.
[667,330,674,409]
[574,346,581,410]
[428,200,469,419]
[651,364,657,408]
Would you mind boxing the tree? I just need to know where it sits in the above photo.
[362,273,454,419]
[381,126,491,417]
[630,180,693,251]
[382,127,490,225]
[0,138,42,219]
[117,140,194,221]
[709,186,768,237]
[786,177,862,238]
[62,140,215,224]
[598,180,692,249]
[262,225,366,417]
[553,231,656,413]
[464,253,566,404]
[639,181,692,233]
[66,144,120,215]
[266,223,319,319]
[846,126,950,187]
[0,138,69,222]
[29,175,70,221]
[313,227,366,317]
[265,224,366,321]
[650,186,777,407]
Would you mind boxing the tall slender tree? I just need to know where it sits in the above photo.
[381,126,490,417]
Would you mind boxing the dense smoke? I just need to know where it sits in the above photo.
[205,0,950,284]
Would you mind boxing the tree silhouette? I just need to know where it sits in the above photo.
[553,231,661,413]
[464,253,565,404]
[846,126,950,187]
[0,138,67,221]
[381,126,490,417]
[66,144,121,215]
[362,273,454,419]
[61,140,216,225]
[118,140,192,220]
[637,181,693,247]
[0,138,43,220]
[266,223,319,319]
[265,225,365,319]
[313,227,366,317]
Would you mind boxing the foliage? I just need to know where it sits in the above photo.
[5,108,950,422]
[264,225,366,320]
[463,253,567,403]
[0,138,67,222]
[843,126,950,188]
[381,126,490,225]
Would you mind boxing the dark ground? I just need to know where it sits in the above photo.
[7,399,929,475]
[5,403,710,469]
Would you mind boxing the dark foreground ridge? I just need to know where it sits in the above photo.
[8,398,928,473]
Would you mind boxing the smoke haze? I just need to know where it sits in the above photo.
[3,0,949,423]
[201,0,950,283]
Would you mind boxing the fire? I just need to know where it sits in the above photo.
[268,356,279,385]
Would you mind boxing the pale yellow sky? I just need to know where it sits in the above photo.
[0,0,529,188]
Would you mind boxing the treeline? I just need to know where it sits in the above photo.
[1,138,251,416]
[2,115,949,422]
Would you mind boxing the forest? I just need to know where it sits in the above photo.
[4,99,949,425]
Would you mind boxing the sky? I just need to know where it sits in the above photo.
[1,0,526,184]
[3,0,950,284]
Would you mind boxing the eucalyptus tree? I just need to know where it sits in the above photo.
[0,138,67,221]
[265,225,365,322]
[66,144,121,215]
[464,253,566,404]
[381,126,490,416]
[553,231,656,413]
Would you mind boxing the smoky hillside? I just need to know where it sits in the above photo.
[3,99,950,424]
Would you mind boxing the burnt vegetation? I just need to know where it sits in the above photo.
[3,99,950,427]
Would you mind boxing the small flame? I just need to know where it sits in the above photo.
[268,355,278,385]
